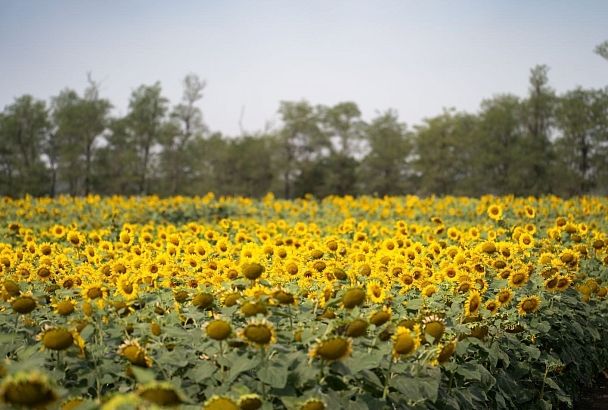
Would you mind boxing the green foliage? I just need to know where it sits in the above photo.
[1,65,608,198]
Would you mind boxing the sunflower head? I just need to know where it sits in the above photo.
[369,306,392,327]
[137,381,187,407]
[37,325,75,351]
[487,204,503,221]
[239,318,276,348]
[342,287,366,308]
[53,298,76,316]
[422,315,445,342]
[299,398,326,410]
[204,319,232,341]
[436,340,457,364]
[392,325,421,358]
[309,337,353,362]
[118,339,152,368]
[464,290,482,317]
[240,300,268,317]
[345,318,369,338]
[518,295,541,316]
[237,393,263,410]
[61,397,86,410]
[203,395,239,410]
[242,262,264,280]
[192,292,214,310]
[0,371,58,408]
[222,292,241,307]
[273,289,295,305]
[3,279,20,297]
[10,293,37,314]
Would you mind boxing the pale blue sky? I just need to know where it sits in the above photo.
[1,1,607,135]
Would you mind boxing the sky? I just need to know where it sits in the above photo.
[1,1,607,135]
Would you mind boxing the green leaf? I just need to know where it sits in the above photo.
[456,363,481,381]
[130,367,156,384]
[227,356,259,383]
[258,362,288,389]
[189,361,217,382]
[344,350,384,374]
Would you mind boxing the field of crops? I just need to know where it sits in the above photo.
[0,195,607,409]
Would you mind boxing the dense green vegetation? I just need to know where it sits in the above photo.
[1,50,607,198]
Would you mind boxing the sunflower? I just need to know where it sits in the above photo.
[435,340,457,365]
[61,397,86,410]
[523,205,536,219]
[81,282,107,302]
[422,315,445,342]
[555,275,572,292]
[345,318,369,338]
[496,288,513,306]
[392,325,421,358]
[517,295,541,316]
[192,292,214,310]
[544,275,559,291]
[203,395,239,410]
[464,290,481,317]
[369,306,392,327]
[239,318,276,348]
[137,381,188,407]
[204,318,232,341]
[309,337,353,362]
[242,262,264,280]
[10,293,37,314]
[366,280,386,304]
[116,274,139,301]
[239,300,268,317]
[66,231,84,247]
[487,204,503,221]
[421,284,437,298]
[299,398,327,410]
[50,224,66,239]
[484,300,500,314]
[222,291,241,307]
[508,269,529,288]
[342,287,366,308]
[118,339,152,368]
[0,371,58,408]
[37,325,75,351]
[100,393,143,409]
[518,233,534,249]
[238,393,263,410]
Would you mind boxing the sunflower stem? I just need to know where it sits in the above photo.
[219,340,225,383]
[11,314,19,355]
[539,362,549,400]
[382,358,394,400]
[287,304,293,332]
[56,350,63,372]
[259,348,267,399]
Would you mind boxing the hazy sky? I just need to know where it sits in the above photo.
[1,1,607,135]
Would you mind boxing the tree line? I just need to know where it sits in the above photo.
[1,62,607,198]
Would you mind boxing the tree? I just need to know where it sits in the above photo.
[360,110,413,196]
[127,82,169,194]
[315,102,364,196]
[160,74,207,195]
[595,40,608,61]
[413,110,477,195]
[554,88,608,194]
[51,76,112,195]
[275,101,327,198]
[0,96,50,196]
[520,65,555,194]
[474,95,526,194]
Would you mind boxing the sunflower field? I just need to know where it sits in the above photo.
[0,194,607,409]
